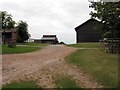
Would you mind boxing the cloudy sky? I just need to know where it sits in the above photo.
[0,0,92,44]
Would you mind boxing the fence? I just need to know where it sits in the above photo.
[100,38,120,53]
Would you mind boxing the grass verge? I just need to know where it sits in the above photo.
[65,49,118,87]
[68,42,100,48]
[54,75,81,88]
[2,80,41,88]
[17,42,48,47]
[2,44,39,54]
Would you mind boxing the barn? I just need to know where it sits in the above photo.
[75,19,102,43]
[34,39,41,43]
[41,35,59,44]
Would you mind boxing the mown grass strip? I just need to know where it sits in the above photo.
[68,42,100,48]
[65,49,118,87]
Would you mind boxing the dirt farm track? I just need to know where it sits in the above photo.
[2,45,103,88]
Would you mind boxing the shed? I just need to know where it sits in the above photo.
[1,29,17,44]
[75,19,102,43]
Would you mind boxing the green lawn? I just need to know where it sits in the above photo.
[65,49,118,87]
[17,42,48,47]
[2,80,41,89]
[2,44,39,54]
[2,43,48,54]
[68,42,100,48]
[54,75,81,88]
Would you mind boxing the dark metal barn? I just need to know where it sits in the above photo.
[75,19,102,43]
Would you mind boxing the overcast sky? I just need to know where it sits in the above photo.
[0,0,92,44]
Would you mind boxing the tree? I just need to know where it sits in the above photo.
[0,11,15,29]
[89,1,120,38]
[17,21,29,43]
[0,11,16,44]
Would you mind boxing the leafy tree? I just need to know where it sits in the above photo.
[0,11,30,43]
[17,21,29,43]
[0,11,15,29]
[89,1,120,38]
[0,11,16,45]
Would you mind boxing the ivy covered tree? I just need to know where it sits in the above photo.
[17,21,30,43]
[89,1,120,38]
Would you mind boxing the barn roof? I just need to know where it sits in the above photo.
[75,18,100,31]
[41,35,58,40]
[41,37,56,40]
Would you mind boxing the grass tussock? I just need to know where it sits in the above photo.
[54,75,81,88]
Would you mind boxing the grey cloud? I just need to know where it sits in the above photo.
[0,1,21,11]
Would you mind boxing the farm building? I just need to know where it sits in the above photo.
[27,38,34,42]
[34,39,41,43]
[41,35,59,44]
[75,19,102,43]
[0,29,17,44]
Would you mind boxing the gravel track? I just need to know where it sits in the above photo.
[2,45,103,88]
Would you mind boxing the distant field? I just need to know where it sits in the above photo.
[65,49,118,87]
[68,42,100,48]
